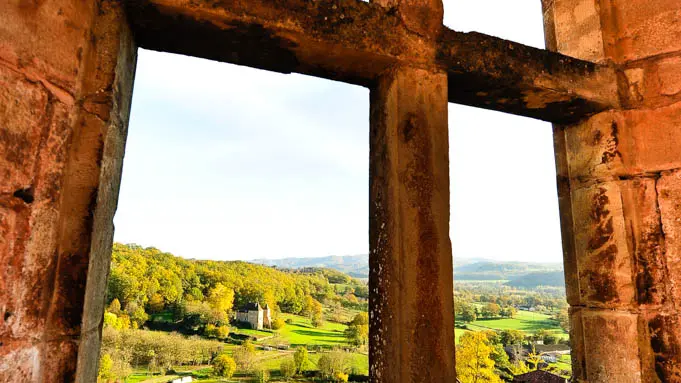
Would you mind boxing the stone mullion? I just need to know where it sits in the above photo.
[369,66,455,383]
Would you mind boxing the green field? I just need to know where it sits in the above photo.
[456,309,568,342]
[132,309,566,382]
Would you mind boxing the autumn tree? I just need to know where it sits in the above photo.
[207,283,235,320]
[526,346,543,370]
[213,354,237,378]
[555,307,569,332]
[481,303,501,318]
[280,359,296,381]
[456,332,502,383]
[318,351,349,382]
[233,340,257,372]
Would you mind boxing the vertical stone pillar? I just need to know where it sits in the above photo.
[0,1,136,382]
[369,66,455,382]
[543,0,681,381]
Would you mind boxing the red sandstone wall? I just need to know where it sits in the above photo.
[543,0,681,381]
[0,1,136,381]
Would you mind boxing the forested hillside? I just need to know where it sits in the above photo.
[254,255,369,279]
[107,243,368,330]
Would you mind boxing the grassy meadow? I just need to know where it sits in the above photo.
[463,309,567,339]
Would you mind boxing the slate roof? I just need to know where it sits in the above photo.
[513,370,567,383]
[239,302,262,312]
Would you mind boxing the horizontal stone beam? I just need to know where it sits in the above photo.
[125,0,620,123]
[124,0,418,86]
[438,29,620,124]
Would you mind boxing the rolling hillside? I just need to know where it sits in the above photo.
[252,255,565,286]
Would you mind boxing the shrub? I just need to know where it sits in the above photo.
[254,367,270,383]
[204,323,218,338]
[213,354,237,378]
[285,318,294,324]
[272,318,286,330]
[318,351,348,382]
[280,359,296,381]
[98,354,113,380]
[216,325,230,339]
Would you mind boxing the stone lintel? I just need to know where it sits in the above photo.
[125,0,618,123]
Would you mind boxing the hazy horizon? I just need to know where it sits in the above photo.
[113,0,563,263]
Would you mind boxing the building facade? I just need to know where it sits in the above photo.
[235,303,272,330]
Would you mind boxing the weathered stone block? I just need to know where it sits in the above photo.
[0,0,96,91]
[656,170,681,308]
[33,102,72,204]
[39,339,78,383]
[564,111,625,180]
[0,341,39,382]
[620,102,681,173]
[553,126,580,306]
[619,178,668,306]
[571,182,635,307]
[639,312,681,382]
[568,306,586,380]
[0,65,49,196]
[614,0,681,61]
[551,0,605,62]
[657,56,681,97]
[566,102,681,178]
[581,309,642,382]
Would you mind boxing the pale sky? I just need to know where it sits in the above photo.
[113,0,564,263]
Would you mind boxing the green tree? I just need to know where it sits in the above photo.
[213,354,237,378]
[344,313,369,347]
[456,332,502,383]
[499,329,525,346]
[344,324,369,346]
[500,306,517,318]
[293,346,309,374]
[456,301,477,323]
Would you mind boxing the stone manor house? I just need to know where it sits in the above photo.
[235,302,272,330]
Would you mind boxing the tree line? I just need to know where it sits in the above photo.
[106,243,368,333]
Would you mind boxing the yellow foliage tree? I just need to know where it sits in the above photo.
[456,332,503,383]
[208,283,235,319]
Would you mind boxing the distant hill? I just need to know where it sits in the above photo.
[253,255,564,286]
[505,271,566,288]
[454,260,563,282]
[253,255,369,279]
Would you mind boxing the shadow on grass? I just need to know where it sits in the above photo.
[292,329,346,338]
